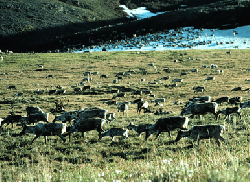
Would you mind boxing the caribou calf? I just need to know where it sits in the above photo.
[18,122,66,144]
[229,97,242,105]
[214,96,230,105]
[26,106,44,116]
[53,110,79,123]
[175,125,226,146]
[0,115,23,131]
[240,100,250,109]
[28,113,49,125]
[99,128,129,141]
[217,107,241,120]
[127,122,153,137]
[193,86,205,93]
[137,101,148,114]
[118,103,128,116]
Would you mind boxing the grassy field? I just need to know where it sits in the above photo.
[0,50,250,181]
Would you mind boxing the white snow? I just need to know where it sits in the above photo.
[74,5,250,53]
[119,5,165,20]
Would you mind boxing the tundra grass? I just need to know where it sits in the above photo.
[0,50,250,181]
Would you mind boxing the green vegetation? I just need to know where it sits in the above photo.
[0,50,250,181]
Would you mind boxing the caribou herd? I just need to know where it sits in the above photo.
[1,90,249,147]
[1,62,250,147]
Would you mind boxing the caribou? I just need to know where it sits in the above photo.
[18,122,67,144]
[99,128,129,141]
[175,125,226,146]
[127,122,153,137]
[145,116,189,141]
[217,107,241,120]
[137,101,149,114]
[181,102,218,120]
[66,118,106,142]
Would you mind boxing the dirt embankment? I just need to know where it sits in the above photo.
[0,0,250,53]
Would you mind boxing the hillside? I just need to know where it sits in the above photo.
[0,0,128,51]
[1,0,250,52]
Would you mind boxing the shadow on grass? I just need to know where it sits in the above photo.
[162,140,177,145]
[54,156,92,164]
[165,139,194,148]
[0,17,132,53]
[101,147,151,161]
[160,140,194,150]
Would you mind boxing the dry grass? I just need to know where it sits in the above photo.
[0,50,250,181]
